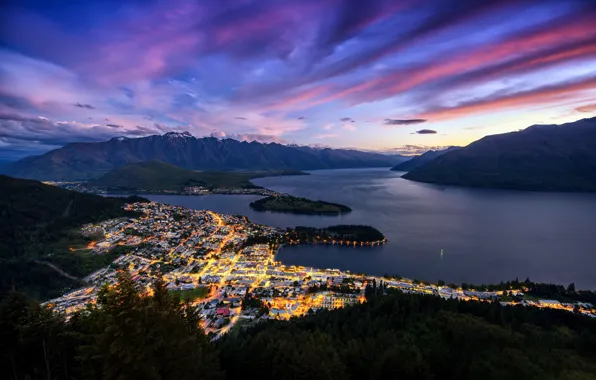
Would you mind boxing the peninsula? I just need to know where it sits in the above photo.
[89,161,307,193]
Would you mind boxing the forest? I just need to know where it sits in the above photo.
[2,272,595,380]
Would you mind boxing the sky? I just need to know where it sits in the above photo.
[1,0,596,160]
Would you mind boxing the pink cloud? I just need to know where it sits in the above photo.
[318,15,596,106]
[575,104,596,113]
[419,76,596,120]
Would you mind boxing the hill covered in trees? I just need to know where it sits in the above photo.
[3,272,595,380]
[250,195,352,215]
[403,117,596,192]
[0,175,145,299]
[91,160,306,191]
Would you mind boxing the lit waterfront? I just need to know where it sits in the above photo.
[45,201,596,339]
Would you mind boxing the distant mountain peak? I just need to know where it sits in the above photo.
[110,136,129,142]
[164,131,193,138]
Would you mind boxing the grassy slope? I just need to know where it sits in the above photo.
[170,287,210,301]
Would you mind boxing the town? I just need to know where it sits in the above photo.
[42,181,281,197]
[45,202,596,339]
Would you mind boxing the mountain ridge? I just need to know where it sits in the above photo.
[2,134,406,180]
[403,117,596,192]
[391,146,460,172]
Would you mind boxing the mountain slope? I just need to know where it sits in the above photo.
[0,175,143,299]
[3,132,405,180]
[403,117,596,192]
[91,161,304,190]
[391,146,459,172]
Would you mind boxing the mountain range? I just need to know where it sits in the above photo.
[403,117,596,192]
[2,132,406,180]
[390,146,460,172]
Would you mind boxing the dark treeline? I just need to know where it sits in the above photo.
[288,225,385,243]
[220,291,596,380]
[1,272,223,380]
[0,175,148,299]
[306,283,360,295]
[3,272,596,380]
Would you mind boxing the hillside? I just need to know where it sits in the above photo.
[91,161,306,191]
[0,175,144,299]
[403,117,596,192]
[3,132,406,180]
[391,146,459,171]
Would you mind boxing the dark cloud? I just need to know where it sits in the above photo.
[0,94,36,111]
[340,117,352,122]
[384,119,427,125]
[298,116,305,120]
[106,123,122,128]
[315,0,396,56]
[415,129,437,134]
[73,103,95,109]
[234,117,248,120]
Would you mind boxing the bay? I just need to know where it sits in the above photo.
[134,168,596,289]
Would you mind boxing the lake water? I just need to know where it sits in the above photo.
[137,168,596,289]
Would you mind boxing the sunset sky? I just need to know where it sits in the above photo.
[1,0,596,160]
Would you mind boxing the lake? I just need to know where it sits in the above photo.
[137,168,596,289]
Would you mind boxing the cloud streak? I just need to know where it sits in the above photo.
[384,119,427,125]
[414,129,437,134]
[74,103,95,109]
